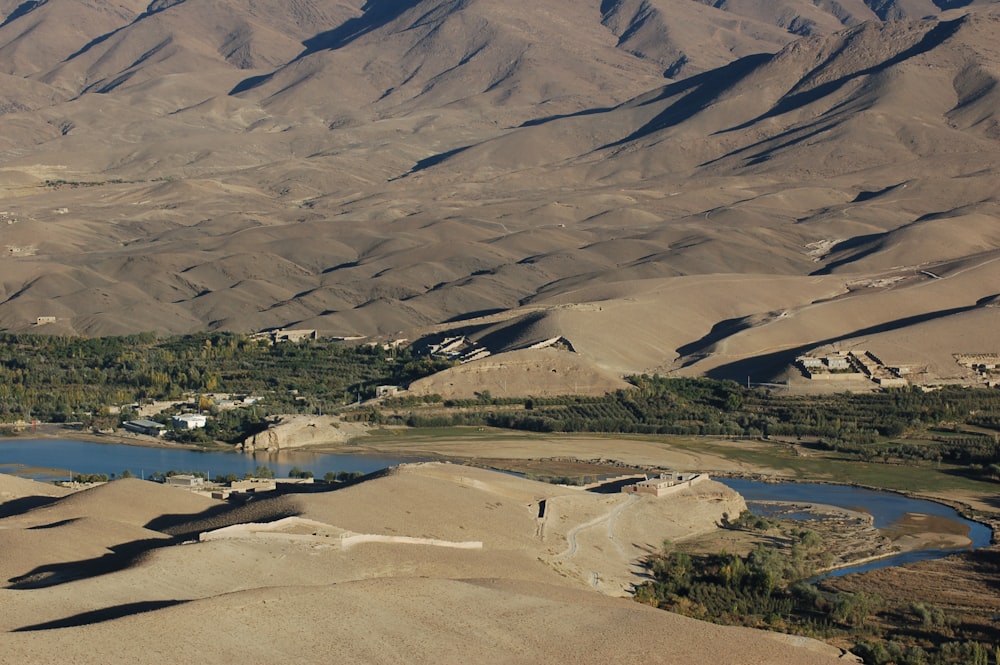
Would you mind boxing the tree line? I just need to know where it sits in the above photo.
[636,514,998,665]
[376,375,1000,477]
[0,331,453,431]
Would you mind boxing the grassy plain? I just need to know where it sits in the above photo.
[344,426,999,502]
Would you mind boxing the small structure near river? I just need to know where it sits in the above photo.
[622,472,707,497]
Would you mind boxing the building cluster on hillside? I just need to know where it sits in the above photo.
[250,328,317,344]
[421,334,575,364]
[424,335,492,363]
[796,350,909,387]
[164,474,314,500]
[955,354,1000,386]
[123,410,211,438]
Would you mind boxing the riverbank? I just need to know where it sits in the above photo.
[5,423,231,452]
[9,423,1000,542]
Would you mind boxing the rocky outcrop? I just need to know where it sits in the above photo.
[240,415,366,452]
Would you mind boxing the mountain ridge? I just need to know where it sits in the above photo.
[0,1,998,387]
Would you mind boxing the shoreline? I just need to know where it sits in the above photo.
[4,423,233,452]
[4,424,996,545]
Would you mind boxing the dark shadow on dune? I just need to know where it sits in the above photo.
[144,503,240,538]
[27,518,78,529]
[395,145,472,178]
[704,302,980,382]
[408,321,497,354]
[62,0,187,66]
[0,495,61,519]
[7,537,172,590]
[12,600,188,632]
[145,471,391,542]
[675,316,755,359]
[600,54,772,149]
[6,470,399,590]
[809,233,887,275]
[229,73,274,95]
[698,116,846,169]
[471,311,549,352]
[853,183,907,202]
[322,260,361,274]
[442,308,506,323]
[719,18,964,134]
[301,0,424,54]
[587,477,643,494]
[0,0,46,29]
[231,0,425,95]
[519,106,614,128]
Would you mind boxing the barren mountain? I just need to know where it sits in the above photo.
[0,0,999,388]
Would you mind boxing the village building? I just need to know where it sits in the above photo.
[229,478,277,494]
[123,419,165,437]
[622,472,707,497]
[172,413,208,429]
[825,355,851,370]
[165,474,205,488]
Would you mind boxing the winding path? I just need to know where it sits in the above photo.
[559,493,639,559]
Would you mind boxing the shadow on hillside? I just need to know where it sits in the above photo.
[144,502,241,538]
[0,495,62,519]
[6,470,397,590]
[600,53,772,149]
[675,315,755,360]
[975,495,1000,512]
[230,0,425,95]
[703,302,980,382]
[809,233,887,275]
[719,18,963,134]
[7,538,173,590]
[301,0,425,54]
[12,600,188,632]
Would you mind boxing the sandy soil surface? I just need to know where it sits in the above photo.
[338,430,776,476]
[0,465,853,664]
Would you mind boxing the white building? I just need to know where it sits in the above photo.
[165,474,205,488]
[172,413,208,429]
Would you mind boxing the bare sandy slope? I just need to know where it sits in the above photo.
[408,347,632,398]
[346,430,779,475]
[0,467,851,663]
[1,4,1000,392]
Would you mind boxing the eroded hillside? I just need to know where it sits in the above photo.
[0,0,998,386]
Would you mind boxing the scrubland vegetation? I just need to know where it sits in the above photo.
[638,513,999,665]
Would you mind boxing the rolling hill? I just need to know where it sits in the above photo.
[0,0,998,387]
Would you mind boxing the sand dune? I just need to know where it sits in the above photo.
[0,467,851,663]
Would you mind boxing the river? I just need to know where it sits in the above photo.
[1,439,992,578]
[718,477,993,578]
[0,438,413,480]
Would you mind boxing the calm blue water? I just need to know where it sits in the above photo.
[718,477,993,578]
[0,438,412,480]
